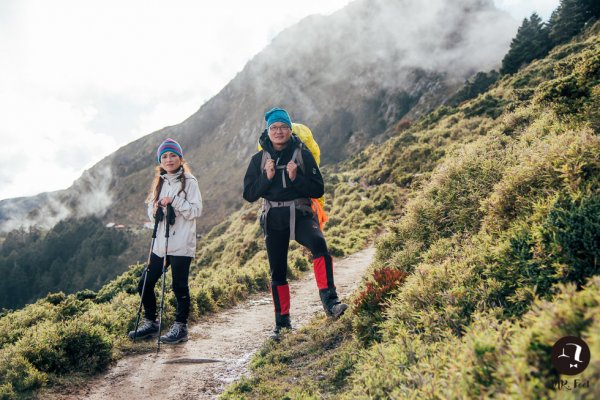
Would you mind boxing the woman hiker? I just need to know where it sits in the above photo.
[243,107,348,338]
[128,138,202,344]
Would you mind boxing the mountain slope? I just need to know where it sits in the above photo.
[222,21,600,399]
[0,0,516,233]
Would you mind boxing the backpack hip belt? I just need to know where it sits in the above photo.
[263,198,313,241]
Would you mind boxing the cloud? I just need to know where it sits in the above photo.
[134,97,204,138]
[0,0,558,202]
[0,165,114,233]
[0,0,353,201]
[75,165,114,217]
[494,0,560,21]
[251,0,519,97]
[0,88,118,199]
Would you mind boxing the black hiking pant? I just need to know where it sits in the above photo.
[265,209,328,283]
[264,208,338,322]
[138,253,191,324]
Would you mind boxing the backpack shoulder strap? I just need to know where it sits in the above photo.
[293,145,304,174]
[262,146,304,174]
[260,150,271,171]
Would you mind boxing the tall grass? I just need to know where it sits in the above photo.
[223,22,600,399]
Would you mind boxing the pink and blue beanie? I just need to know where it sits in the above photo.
[265,107,292,129]
[156,138,183,163]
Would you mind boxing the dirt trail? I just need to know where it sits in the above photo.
[53,247,374,400]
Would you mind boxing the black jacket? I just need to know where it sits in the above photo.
[243,131,324,203]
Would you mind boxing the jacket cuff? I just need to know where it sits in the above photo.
[171,195,184,209]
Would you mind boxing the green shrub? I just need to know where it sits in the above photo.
[194,288,217,315]
[536,74,590,114]
[84,292,137,338]
[343,279,600,399]
[54,296,91,321]
[342,329,439,399]
[45,292,66,306]
[589,85,600,133]
[17,319,112,374]
[534,48,599,115]
[493,279,600,397]
[0,302,58,350]
[463,94,508,119]
[0,347,47,395]
[75,289,97,301]
[482,129,600,234]
[482,222,557,317]
[0,383,15,400]
[95,265,141,303]
[439,311,510,398]
[541,193,600,286]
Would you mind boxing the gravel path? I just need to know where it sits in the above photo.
[50,247,374,399]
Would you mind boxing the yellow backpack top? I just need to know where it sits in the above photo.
[291,123,320,165]
[258,123,328,229]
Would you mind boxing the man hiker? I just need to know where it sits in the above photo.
[243,107,348,338]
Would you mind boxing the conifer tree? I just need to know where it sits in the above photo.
[448,70,500,106]
[549,0,599,45]
[528,14,552,60]
[501,13,551,75]
[583,0,600,19]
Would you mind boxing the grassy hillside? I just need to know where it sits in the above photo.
[221,22,600,399]
[0,135,402,398]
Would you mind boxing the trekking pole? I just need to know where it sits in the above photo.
[156,204,174,353]
[132,206,164,341]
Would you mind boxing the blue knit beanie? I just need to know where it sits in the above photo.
[156,138,183,163]
[265,107,292,129]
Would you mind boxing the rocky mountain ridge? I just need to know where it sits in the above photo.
[0,0,516,233]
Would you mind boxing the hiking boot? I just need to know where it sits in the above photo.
[159,322,188,344]
[270,324,292,341]
[319,288,347,319]
[271,314,292,341]
[128,318,159,340]
[330,303,348,319]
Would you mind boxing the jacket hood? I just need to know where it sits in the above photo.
[160,167,184,183]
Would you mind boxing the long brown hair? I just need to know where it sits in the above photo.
[146,158,192,203]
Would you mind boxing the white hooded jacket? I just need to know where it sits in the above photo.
[147,170,202,257]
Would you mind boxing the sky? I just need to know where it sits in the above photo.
[0,0,560,201]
